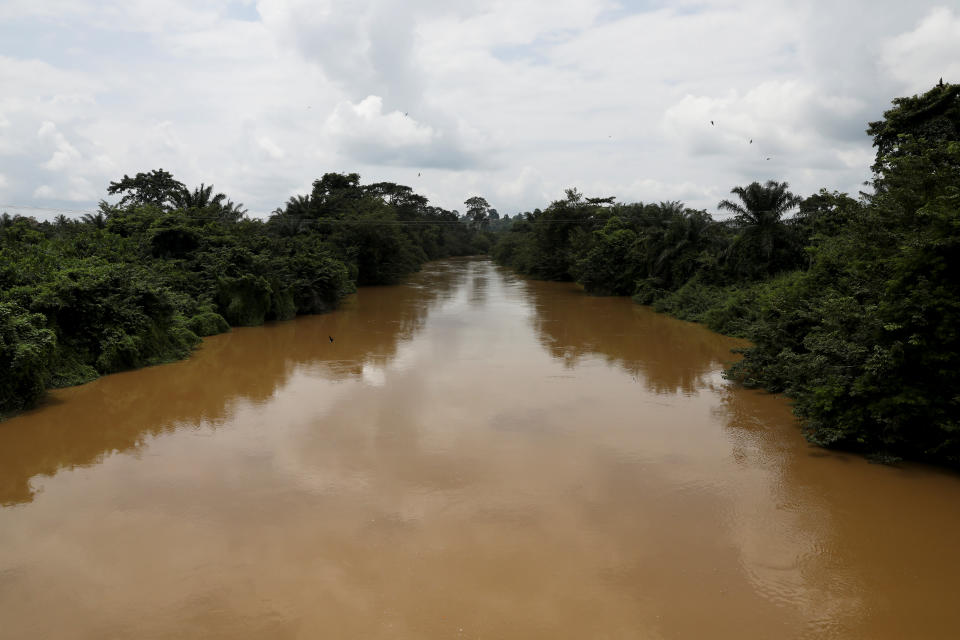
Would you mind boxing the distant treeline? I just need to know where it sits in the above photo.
[0,172,488,416]
[491,81,960,467]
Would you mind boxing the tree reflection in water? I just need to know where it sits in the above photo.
[524,276,744,395]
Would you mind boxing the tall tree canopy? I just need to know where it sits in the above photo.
[106,169,186,210]
[866,81,960,180]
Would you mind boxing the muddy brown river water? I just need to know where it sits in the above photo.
[1,257,959,639]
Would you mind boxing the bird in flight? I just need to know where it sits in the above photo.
[417,172,421,177]
[766,157,771,161]
[710,120,714,126]
[749,139,753,144]
[329,336,334,343]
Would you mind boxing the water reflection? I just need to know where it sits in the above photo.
[522,277,742,395]
[503,269,960,638]
[468,272,488,307]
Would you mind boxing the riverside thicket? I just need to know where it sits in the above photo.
[491,82,960,466]
[0,172,486,415]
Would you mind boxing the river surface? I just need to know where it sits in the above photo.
[1,257,959,639]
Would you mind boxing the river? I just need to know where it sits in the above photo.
[1,257,958,639]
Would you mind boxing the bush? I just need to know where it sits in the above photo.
[216,274,273,326]
[652,279,726,322]
[0,302,56,414]
[187,311,230,337]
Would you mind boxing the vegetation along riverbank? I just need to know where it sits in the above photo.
[3,82,957,468]
[0,172,489,417]
[491,82,960,467]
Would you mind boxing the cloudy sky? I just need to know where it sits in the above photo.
[1,0,958,219]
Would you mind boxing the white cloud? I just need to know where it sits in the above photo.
[31,176,97,202]
[256,136,285,160]
[882,7,960,93]
[32,184,55,199]
[494,166,550,208]
[836,147,875,171]
[38,121,82,170]
[325,95,483,169]
[257,0,425,108]
[663,82,866,160]
[327,96,437,149]
[0,0,952,216]
[0,0,229,33]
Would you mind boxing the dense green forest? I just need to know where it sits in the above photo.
[492,82,960,466]
[0,172,487,416]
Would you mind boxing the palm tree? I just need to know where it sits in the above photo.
[80,212,107,229]
[51,214,72,238]
[718,180,800,275]
[653,209,716,288]
[657,200,686,217]
[171,183,249,221]
[173,183,226,211]
[268,209,307,237]
[284,194,312,217]
[218,199,247,222]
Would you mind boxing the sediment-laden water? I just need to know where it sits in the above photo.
[1,257,958,639]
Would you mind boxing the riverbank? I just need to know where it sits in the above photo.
[489,83,960,467]
[1,172,489,418]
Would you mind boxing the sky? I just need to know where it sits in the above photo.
[1,0,958,219]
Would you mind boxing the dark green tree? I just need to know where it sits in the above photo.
[80,212,107,229]
[464,196,491,230]
[866,80,960,181]
[718,180,801,277]
[107,169,187,210]
[173,183,225,210]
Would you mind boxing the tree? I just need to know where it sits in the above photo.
[464,196,491,230]
[652,208,719,289]
[309,172,364,218]
[572,216,640,295]
[52,214,72,238]
[284,194,311,217]
[793,190,862,249]
[727,82,960,464]
[80,212,107,229]
[172,183,247,222]
[107,169,186,210]
[217,199,247,222]
[717,180,801,277]
[866,81,960,181]
[172,183,225,210]
[0,302,56,413]
[657,200,685,216]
